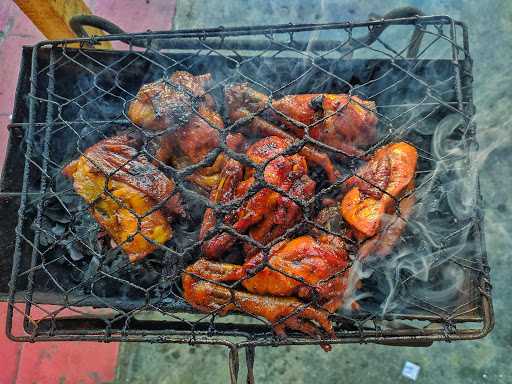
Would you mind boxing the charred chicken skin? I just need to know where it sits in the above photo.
[183,220,350,350]
[127,71,214,131]
[200,136,316,260]
[340,142,417,254]
[128,71,243,191]
[225,83,378,158]
[63,135,180,262]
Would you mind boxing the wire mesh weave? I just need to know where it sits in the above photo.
[5,15,492,359]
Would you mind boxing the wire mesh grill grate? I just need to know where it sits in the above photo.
[4,15,491,354]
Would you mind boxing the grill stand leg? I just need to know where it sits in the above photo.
[245,346,256,384]
[228,346,240,384]
[227,345,256,384]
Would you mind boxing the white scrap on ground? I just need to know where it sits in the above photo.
[402,361,421,381]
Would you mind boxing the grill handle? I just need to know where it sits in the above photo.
[366,6,425,58]
[69,6,424,58]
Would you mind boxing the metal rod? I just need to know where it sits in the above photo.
[6,43,40,340]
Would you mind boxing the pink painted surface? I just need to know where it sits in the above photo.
[0,1,176,382]
[0,2,43,169]
[88,0,177,50]
[88,0,176,32]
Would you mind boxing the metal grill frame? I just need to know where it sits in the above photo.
[2,14,493,366]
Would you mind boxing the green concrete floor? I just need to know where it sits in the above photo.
[115,1,512,383]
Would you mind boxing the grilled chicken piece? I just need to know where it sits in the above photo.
[128,71,244,191]
[275,94,377,150]
[200,136,316,260]
[198,157,244,247]
[128,71,213,131]
[231,235,349,310]
[183,227,350,350]
[357,195,416,260]
[225,83,378,157]
[340,142,417,239]
[63,135,179,262]
[229,107,339,183]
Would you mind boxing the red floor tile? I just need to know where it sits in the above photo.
[2,303,120,384]
[16,340,119,384]
[0,303,23,384]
